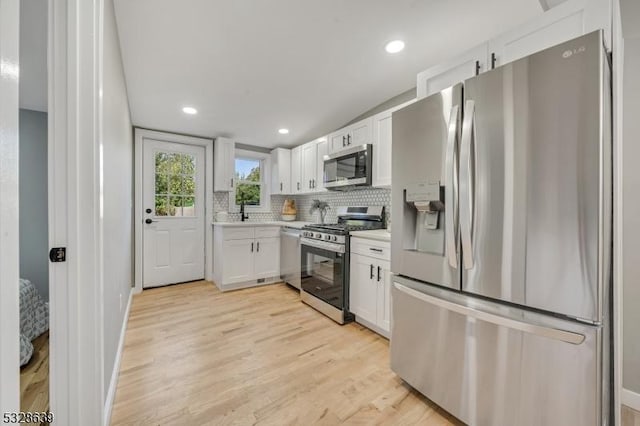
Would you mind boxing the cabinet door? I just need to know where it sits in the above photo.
[254,237,280,279]
[291,146,302,194]
[375,260,392,333]
[417,43,488,99]
[214,137,235,191]
[348,117,372,147]
[301,142,317,193]
[488,0,610,68]
[270,148,291,194]
[372,110,392,188]
[329,130,349,154]
[349,253,377,325]
[221,239,254,284]
[315,138,328,192]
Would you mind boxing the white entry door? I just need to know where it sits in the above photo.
[143,139,205,288]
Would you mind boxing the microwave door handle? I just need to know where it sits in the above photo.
[459,100,475,270]
[445,104,460,269]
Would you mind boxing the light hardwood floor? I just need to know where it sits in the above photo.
[111,281,461,425]
[20,331,49,417]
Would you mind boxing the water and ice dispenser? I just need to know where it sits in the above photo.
[403,181,445,255]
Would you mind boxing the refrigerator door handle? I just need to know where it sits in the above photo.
[393,282,586,345]
[460,99,475,270]
[445,105,460,268]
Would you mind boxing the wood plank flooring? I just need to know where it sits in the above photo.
[20,331,49,415]
[111,281,460,425]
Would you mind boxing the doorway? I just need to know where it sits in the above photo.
[134,129,214,292]
[18,0,50,417]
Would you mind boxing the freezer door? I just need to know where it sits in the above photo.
[460,31,610,322]
[390,276,605,426]
[391,84,462,290]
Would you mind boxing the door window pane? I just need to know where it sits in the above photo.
[154,151,197,217]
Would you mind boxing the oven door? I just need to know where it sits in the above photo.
[324,144,372,189]
[300,239,346,311]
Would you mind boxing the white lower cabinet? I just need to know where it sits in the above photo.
[254,237,280,279]
[349,237,391,338]
[214,225,281,291]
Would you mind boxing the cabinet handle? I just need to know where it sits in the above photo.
[347,134,351,145]
[230,178,234,188]
[312,179,315,188]
[370,264,374,280]
[309,180,312,189]
[342,135,346,147]
[297,182,300,191]
[369,247,383,253]
[491,52,497,69]
[280,182,283,191]
[475,60,481,76]
[251,242,254,252]
[377,266,381,282]
[257,241,260,252]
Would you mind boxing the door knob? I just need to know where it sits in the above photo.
[145,218,157,224]
[145,208,152,214]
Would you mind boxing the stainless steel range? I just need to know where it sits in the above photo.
[300,206,385,324]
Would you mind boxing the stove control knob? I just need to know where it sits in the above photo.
[315,233,322,239]
[324,235,331,241]
[332,236,338,242]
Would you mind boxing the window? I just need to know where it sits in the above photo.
[155,152,196,217]
[235,157,262,205]
[231,150,270,211]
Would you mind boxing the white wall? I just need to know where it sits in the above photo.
[620,0,640,399]
[18,109,49,299]
[101,0,133,400]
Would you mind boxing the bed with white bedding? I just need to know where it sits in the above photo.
[19,279,49,366]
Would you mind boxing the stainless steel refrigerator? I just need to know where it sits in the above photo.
[390,30,611,426]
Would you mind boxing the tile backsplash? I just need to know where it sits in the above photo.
[214,188,391,225]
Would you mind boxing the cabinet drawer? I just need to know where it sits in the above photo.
[350,237,390,261]
[223,227,255,241]
[255,227,281,239]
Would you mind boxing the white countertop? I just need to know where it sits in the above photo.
[350,229,392,242]
[212,220,312,229]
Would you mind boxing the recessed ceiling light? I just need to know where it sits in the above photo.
[182,106,198,115]
[385,40,405,54]
[278,128,289,134]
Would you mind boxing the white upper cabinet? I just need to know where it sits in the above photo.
[488,0,611,68]
[214,137,235,192]
[290,145,302,194]
[301,141,317,193]
[315,137,328,193]
[371,99,415,188]
[328,117,373,154]
[270,148,291,195]
[417,43,488,99]
[417,0,611,99]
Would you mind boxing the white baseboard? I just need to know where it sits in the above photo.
[103,287,134,426]
[622,388,640,411]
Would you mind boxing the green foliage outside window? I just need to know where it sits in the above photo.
[235,159,262,206]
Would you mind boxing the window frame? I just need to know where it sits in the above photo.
[229,149,271,213]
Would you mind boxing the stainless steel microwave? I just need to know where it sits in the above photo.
[323,144,372,190]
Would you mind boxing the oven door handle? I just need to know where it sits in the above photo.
[301,237,345,254]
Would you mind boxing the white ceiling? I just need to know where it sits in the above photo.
[114,0,543,149]
[20,0,48,112]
